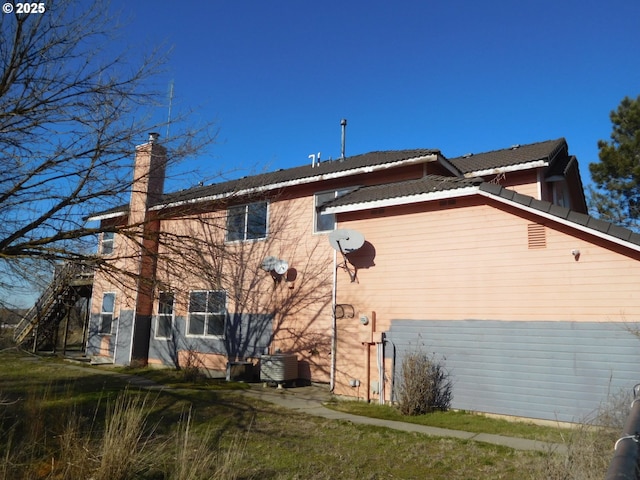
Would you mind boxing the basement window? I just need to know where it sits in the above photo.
[155,292,174,339]
[100,292,115,335]
[226,202,268,242]
[187,290,226,337]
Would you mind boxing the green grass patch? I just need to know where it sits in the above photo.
[112,364,250,391]
[325,399,568,444]
[0,349,592,479]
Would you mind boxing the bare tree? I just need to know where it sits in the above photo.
[0,0,213,305]
[144,190,334,379]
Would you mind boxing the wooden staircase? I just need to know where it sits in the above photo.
[14,262,94,350]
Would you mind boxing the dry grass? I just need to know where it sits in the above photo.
[0,383,248,480]
[0,350,629,479]
[170,407,248,480]
[530,391,629,479]
[94,391,155,480]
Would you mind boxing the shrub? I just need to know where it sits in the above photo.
[397,351,453,416]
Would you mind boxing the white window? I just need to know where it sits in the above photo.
[314,189,352,233]
[187,290,226,336]
[226,202,268,241]
[100,231,115,255]
[155,292,174,339]
[100,292,115,334]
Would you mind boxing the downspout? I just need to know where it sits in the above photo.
[330,249,337,392]
[378,337,385,404]
[384,336,396,403]
[365,342,370,402]
[364,311,376,403]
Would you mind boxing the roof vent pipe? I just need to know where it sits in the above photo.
[340,118,347,161]
[309,152,321,168]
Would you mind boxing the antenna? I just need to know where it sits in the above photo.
[340,118,347,161]
[166,80,174,139]
[328,228,364,282]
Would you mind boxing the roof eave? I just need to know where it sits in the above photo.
[462,160,548,178]
[151,154,440,211]
[86,210,128,222]
[437,155,463,177]
[323,186,480,214]
[326,182,640,253]
[477,189,640,253]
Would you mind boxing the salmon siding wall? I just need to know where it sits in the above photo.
[477,169,542,199]
[332,196,640,398]
[91,188,337,379]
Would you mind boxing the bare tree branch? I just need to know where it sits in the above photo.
[0,0,216,306]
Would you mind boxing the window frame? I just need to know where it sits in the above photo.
[186,290,227,338]
[99,292,116,335]
[155,291,175,339]
[100,231,115,255]
[225,201,268,242]
[314,188,354,233]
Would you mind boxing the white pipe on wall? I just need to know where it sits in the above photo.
[330,249,337,391]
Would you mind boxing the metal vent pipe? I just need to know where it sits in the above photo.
[340,119,347,161]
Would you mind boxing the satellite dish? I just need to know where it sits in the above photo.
[261,256,278,272]
[328,229,365,254]
[273,259,289,275]
[329,229,365,283]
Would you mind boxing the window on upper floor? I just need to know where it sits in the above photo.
[314,189,352,233]
[553,181,570,209]
[100,292,115,335]
[187,290,226,337]
[100,231,115,255]
[226,201,268,242]
[155,292,174,339]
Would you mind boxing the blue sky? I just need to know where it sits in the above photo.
[108,0,640,188]
[3,1,638,308]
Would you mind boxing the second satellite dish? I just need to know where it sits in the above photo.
[261,256,278,272]
[261,256,290,281]
[328,229,365,254]
[273,259,289,275]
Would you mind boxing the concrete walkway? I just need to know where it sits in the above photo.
[241,383,568,454]
[56,358,566,454]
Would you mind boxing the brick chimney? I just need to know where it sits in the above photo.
[129,132,167,225]
[129,132,166,366]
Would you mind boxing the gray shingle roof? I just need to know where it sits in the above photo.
[323,175,483,209]
[544,154,576,179]
[88,139,578,220]
[449,138,567,174]
[322,173,640,249]
[154,149,440,207]
[478,182,640,247]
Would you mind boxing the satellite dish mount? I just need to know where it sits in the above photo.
[328,229,365,283]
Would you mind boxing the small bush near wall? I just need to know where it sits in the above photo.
[398,352,453,416]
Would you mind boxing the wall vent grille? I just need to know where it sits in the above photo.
[527,223,546,249]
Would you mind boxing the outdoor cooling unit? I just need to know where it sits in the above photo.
[260,354,298,383]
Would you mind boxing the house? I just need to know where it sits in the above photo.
[85,134,640,423]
